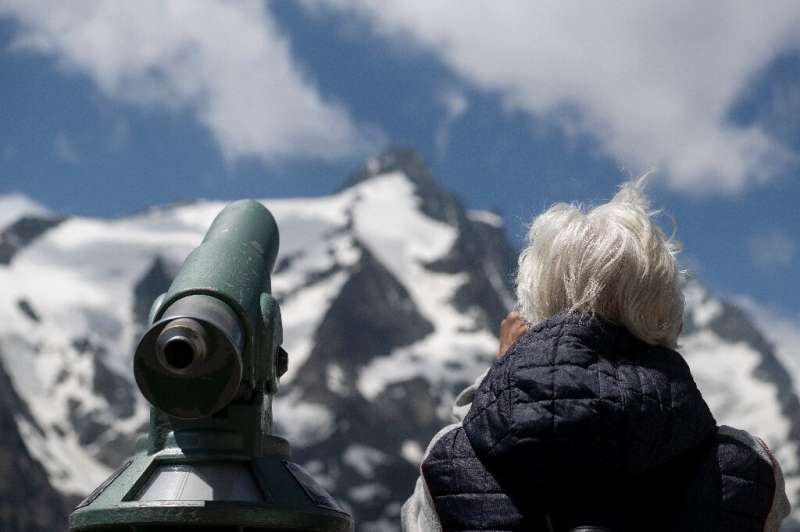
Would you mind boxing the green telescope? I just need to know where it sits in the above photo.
[69,200,353,532]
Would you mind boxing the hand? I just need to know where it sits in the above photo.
[498,311,528,358]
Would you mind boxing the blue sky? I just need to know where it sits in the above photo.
[1,1,799,321]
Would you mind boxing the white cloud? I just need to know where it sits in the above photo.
[435,87,468,158]
[747,228,797,271]
[0,0,381,163]
[307,0,800,194]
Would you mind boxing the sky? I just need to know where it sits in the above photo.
[1,1,799,324]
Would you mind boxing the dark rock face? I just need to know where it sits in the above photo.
[16,299,40,322]
[69,336,138,421]
[0,355,71,532]
[294,242,435,399]
[0,215,66,265]
[426,214,517,331]
[92,355,137,420]
[132,256,174,331]
[67,337,140,467]
[67,398,107,447]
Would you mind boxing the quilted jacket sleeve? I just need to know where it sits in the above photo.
[401,370,489,532]
[717,427,790,532]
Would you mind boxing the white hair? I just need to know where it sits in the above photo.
[516,177,684,347]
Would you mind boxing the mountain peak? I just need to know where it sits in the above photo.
[342,147,436,191]
[341,147,465,229]
[0,193,49,231]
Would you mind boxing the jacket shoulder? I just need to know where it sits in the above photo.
[669,425,786,532]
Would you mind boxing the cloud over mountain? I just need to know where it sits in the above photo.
[0,0,382,163]
[306,0,800,194]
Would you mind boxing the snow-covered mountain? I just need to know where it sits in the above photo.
[0,148,798,531]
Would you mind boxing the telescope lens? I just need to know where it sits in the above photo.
[163,337,195,370]
[154,318,208,376]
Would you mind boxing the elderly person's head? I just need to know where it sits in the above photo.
[515,178,684,348]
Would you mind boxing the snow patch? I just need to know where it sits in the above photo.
[683,328,800,512]
[352,172,458,279]
[684,281,722,327]
[301,459,337,492]
[734,296,800,396]
[683,330,791,451]
[358,329,496,400]
[467,209,503,228]
[272,392,335,447]
[327,363,348,395]
[348,483,390,503]
[0,193,48,230]
[15,416,112,495]
[401,440,423,466]
[342,444,387,479]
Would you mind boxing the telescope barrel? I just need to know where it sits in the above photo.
[160,198,279,314]
[133,199,279,419]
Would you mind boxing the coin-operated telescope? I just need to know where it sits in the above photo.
[69,200,352,532]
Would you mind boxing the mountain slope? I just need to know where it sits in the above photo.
[0,149,798,530]
[0,354,74,531]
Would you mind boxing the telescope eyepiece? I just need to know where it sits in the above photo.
[156,318,207,376]
[135,294,245,419]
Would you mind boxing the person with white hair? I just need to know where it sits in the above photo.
[402,179,790,532]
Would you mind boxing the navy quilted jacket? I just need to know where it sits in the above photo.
[418,312,788,532]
